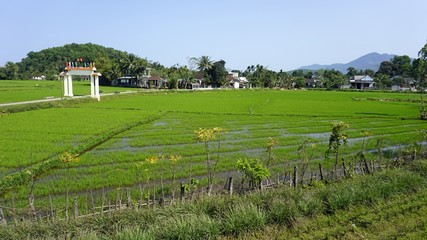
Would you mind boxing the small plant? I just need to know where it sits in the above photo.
[59,151,80,222]
[236,158,270,190]
[266,137,278,168]
[194,127,226,195]
[375,136,386,170]
[325,121,349,178]
[357,130,373,174]
[145,155,161,206]
[169,155,181,201]
[298,138,316,183]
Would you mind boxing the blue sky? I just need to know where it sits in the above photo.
[1,0,426,71]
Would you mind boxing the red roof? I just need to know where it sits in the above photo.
[148,76,161,81]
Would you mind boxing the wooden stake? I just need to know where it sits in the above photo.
[342,158,347,177]
[90,189,95,212]
[0,207,6,226]
[293,166,298,188]
[319,163,324,181]
[126,188,132,208]
[180,182,185,202]
[73,196,78,221]
[228,177,233,196]
[49,193,54,221]
[28,195,37,220]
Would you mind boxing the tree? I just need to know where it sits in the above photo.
[374,73,391,89]
[416,43,427,119]
[376,61,394,77]
[206,60,227,87]
[0,66,6,79]
[346,67,357,78]
[391,55,412,77]
[4,61,19,79]
[325,121,349,177]
[363,69,375,77]
[197,56,213,73]
[323,69,347,89]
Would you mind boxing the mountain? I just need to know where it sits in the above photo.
[297,52,396,73]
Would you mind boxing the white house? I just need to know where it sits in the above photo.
[349,75,375,89]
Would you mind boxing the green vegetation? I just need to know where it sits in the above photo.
[1,160,426,239]
[1,43,426,92]
[0,80,137,103]
[0,90,425,201]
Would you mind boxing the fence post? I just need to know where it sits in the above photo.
[0,206,6,226]
[180,182,185,202]
[126,188,132,208]
[342,158,347,177]
[73,196,78,221]
[293,166,298,188]
[49,193,54,221]
[228,177,233,196]
[90,189,95,212]
[28,195,37,220]
[100,188,105,215]
[11,193,16,223]
[116,190,121,210]
[319,163,324,181]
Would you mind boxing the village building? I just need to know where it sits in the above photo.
[349,75,375,89]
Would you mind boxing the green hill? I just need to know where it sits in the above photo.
[6,43,155,82]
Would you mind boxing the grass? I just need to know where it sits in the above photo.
[0,80,138,103]
[0,87,426,209]
[1,160,426,239]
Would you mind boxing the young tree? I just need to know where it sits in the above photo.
[325,121,349,178]
[236,158,270,190]
[194,127,226,195]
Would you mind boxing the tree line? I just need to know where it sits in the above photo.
[0,43,426,90]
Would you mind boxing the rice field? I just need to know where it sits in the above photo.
[0,88,426,206]
[0,80,137,103]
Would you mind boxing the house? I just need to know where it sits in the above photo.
[147,76,167,88]
[391,77,416,91]
[31,75,46,80]
[305,77,322,88]
[111,68,152,88]
[349,75,375,89]
[226,72,248,89]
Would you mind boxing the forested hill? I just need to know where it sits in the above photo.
[8,43,155,81]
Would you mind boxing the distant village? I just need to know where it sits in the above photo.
[111,69,416,92]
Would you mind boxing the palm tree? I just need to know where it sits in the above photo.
[119,53,137,76]
[197,56,213,72]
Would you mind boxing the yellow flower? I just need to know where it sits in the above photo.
[146,156,159,164]
[361,130,372,137]
[169,155,182,164]
[267,137,278,148]
[60,152,80,163]
[194,128,215,142]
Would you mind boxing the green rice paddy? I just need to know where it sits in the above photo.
[0,85,426,207]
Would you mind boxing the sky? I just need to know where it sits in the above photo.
[1,0,426,71]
